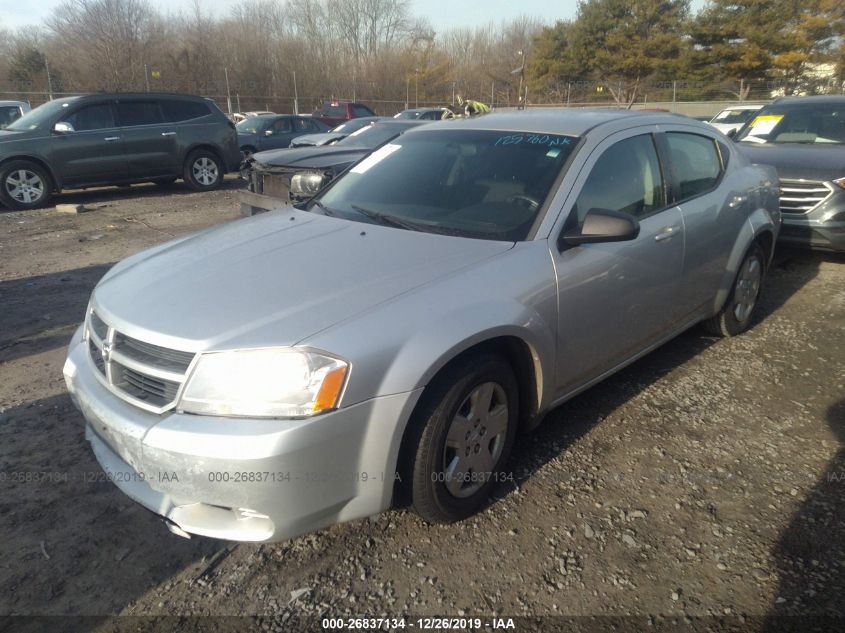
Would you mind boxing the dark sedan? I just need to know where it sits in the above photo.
[734,96,845,252]
[289,116,385,148]
[236,114,331,158]
[240,120,427,215]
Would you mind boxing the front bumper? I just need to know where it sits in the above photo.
[63,327,422,542]
[779,190,845,252]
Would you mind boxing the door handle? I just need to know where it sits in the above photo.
[654,226,680,242]
[728,195,748,208]
[161,131,176,137]
[104,136,120,142]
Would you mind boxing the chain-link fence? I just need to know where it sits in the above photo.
[1,76,842,119]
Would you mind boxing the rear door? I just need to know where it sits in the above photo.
[657,128,740,318]
[116,98,179,179]
[51,100,128,186]
[552,128,686,396]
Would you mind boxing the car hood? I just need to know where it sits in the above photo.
[252,145,369,170]
[0,128,38,143]
[92,210,514,351]
[735,142,845,181]
[291,132,345,147]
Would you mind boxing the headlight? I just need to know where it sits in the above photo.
[290,172,325,196]
[179,349,348,418]
[833,176,845,190]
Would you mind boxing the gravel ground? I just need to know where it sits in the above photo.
[0,181,843,632]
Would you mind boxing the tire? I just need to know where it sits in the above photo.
[183,150,223,191]
[703,242,766,337]
[408,353,519,524]
[0,160,52,210]
[152,177,177,187]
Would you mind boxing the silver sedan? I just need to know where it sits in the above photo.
[64,110,780,542]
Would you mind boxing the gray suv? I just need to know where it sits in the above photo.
[0,93,241,210]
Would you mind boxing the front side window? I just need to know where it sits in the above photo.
[314,129,579,241]
[572,134,664,226]
[66,104,116,131]
[665,132,722,201]
[271,118,292,134]
[117,101,163,127]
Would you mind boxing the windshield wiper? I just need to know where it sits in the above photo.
[349,204,423,231]
[310,199,336,216]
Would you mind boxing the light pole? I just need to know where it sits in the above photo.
[517,50,525,110]
[405,76,409,110]
[415,68,419,108]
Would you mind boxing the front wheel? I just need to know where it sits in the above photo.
[183,150,223,191]
[703,242,766,336]
[0,160,52,210]
[409,354,518,523]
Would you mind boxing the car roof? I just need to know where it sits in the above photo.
[0,100,28,106]
[771,95,845,105]
[718,104,764,111]
[403,108,706,136]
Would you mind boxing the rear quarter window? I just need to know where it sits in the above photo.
[160,100,211,122]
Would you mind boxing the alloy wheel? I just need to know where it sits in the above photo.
[192,157,219,186]
[5,169,45,204]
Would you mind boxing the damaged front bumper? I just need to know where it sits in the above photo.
[239,163,332,217]
[63,326,421,542]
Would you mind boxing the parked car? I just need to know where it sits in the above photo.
[64,109,779,542]
[734,96,845,252]
[241,119,425,214]
[394,107,453,121]
[236,114,331,158]
[313,100,376,127]
[0,93,240,210]
[290,116,385,148]
[708,104,763,136]
[0,100,30,129]
[232,110,275,123]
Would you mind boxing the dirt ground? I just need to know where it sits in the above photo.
[0,180,843,632]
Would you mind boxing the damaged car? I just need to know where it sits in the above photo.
[240,119,425,215]
[289,116,385,148]
[64,109,779,543]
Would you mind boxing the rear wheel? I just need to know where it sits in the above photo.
[0,160,52,210]
[703,242,766,336]
[183,150,223,191]
[408,353,518,523]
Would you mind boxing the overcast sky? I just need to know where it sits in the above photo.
[0,0,581,31]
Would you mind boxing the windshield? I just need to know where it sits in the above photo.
[0,105,23,129]
[735,102,845,144]
[336,124,406,149]
[395,110,422,120]
[7,97,79,131]
[312,129,579,241]
[330,119,371,134]
[236,117,267,134]
[711,108,759,124]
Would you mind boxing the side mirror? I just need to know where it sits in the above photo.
[264,129,274,136]
[726,128,737,139]
[560,208,640,248]
[53,121,75,134]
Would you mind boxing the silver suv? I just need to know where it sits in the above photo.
[64,110,780,542]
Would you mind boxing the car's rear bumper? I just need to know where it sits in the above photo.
[63,326,422,542]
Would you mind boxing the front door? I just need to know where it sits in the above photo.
[552,130,686,397]
[51,101,128,187]
[258,117,295,151]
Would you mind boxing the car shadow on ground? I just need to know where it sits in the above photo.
[490,244,828,506]
[761,398,845,631]
[0,263,113,364]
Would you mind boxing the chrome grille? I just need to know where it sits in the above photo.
[779,179,833,215]
[86,310,195,413]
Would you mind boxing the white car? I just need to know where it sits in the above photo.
[708,104,764,136]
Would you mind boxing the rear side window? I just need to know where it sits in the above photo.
[572,134,664,223]
[160,100,210,122]
[66,104,115,131]
[117,101,164,127]
[352,104,375,117]
[665,133,722,201]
